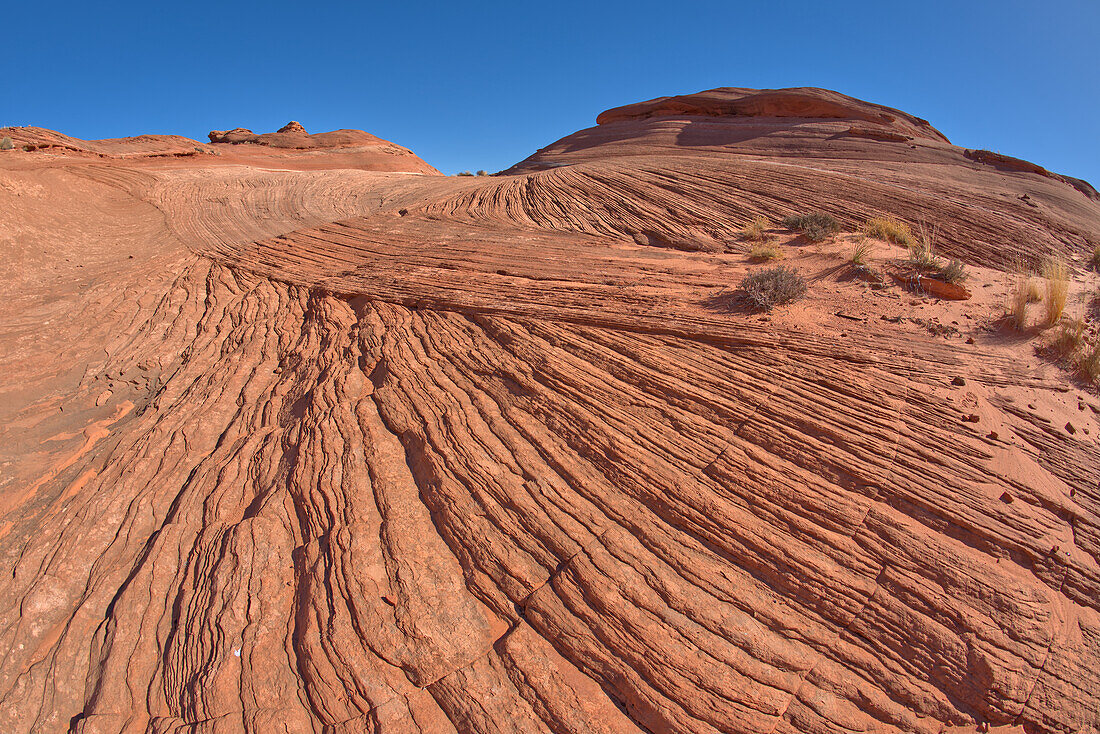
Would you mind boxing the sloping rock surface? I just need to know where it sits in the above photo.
[1,88,1099,734]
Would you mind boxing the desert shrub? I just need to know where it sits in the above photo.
[0,137,12,150]
[863,217,913,246]
[457,170,474,176]
[1052,317,1086,357]
[940,259,968,284]
[1025,278,1043,303]
[740,265,807,311]
[476,170,489,176]
[781,212,839,242]
[749,243,783,261]
[1091,242,1100,271]
[1042,257,1068,326]
[850,238,874,265]
[741,215,771,242]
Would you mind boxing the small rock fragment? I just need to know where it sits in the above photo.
[1065,422,1076,435]
[952,377,966,387]
[1000,492,1014,504]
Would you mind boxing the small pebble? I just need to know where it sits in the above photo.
[1066,422,1077,435]
[952,376,966,387]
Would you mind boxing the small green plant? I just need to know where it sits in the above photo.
[781,212,840,242]
[863,217,913,246]
[850,238,874,265]
[740,265,807,311]
[457,170,474,177]
[476,170,489,176]
[749,243,783,261]
[940,259,968,284]
[0,137,12,151]
[741,215,771,242]
[1042,257,1069,326]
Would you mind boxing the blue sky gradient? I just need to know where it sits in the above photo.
[4,1,1097,183]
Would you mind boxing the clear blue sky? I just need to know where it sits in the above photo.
[4,1,1097,184]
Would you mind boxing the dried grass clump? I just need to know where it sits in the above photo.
[1090,242,1100,271]
[476,170,489,176]
[1007,274,1031,330]
[1042,258,1069,326]
[457,171,474,177]
[0,137,13,151]
[850,238,874,265]
[749,243,783,262]
[741,215,771,242]
[740,265,807,312]
[908,221,942,270]
[863,217,914,246]
[781,212,840,242]
[1052,317,1087,357]
[940,260,968,284]
[1079,341,1100,383]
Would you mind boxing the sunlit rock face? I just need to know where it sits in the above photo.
[1,89,1099,734]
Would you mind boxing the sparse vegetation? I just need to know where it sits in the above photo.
[457,171,474,177]
[476,170,489,176]
[850,238,874,265]
[740,265,807,311]
[1091,242,1100,271]
[741,215,771,242]
[1025,278,1044,303]
[749,243,783,262]
[939,259,968,284]
[1042,257,1069,326]
[1079,341,1100,383]
[908,221,942,270]
[781,212,839,242]
[0,137,12,151]
[863,217,913,246]
[1051,317,1087,357]
[1008,274,1031,330]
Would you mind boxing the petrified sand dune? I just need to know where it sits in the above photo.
[1,88,1099,734]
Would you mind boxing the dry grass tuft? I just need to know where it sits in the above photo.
[1091,242,1100,271]
[749,243,783,262]
[741,215,772,242]
[0,137,13,151]
[1007,274,1031,330]
[863,217,914,246]
[740,265,807,311]
[939,259,968,284]
[908,221,942,271]
[1052,317,1087,357]
[850,238,874,265]
[1079,341,1100,383]
[1042,258,1069,326]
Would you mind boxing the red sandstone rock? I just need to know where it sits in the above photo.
[0,87,1098,734]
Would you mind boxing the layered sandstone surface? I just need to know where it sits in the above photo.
[1,89,1099,734]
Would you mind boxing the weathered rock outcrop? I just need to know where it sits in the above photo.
[1,88,1099,734]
